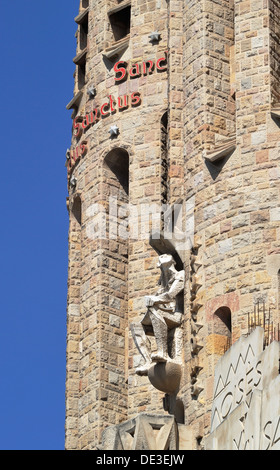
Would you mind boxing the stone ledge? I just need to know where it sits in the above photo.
[74,7,89,25]
[103,37,130,61]
[271,105,280,119]
[66,90,83,111]
[204,137,236,163]
[73,47,87,65]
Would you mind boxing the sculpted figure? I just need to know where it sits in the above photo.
[131,254,185,376]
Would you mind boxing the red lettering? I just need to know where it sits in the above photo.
[68,142,88,174]
[80,141,88,156]
[129,63,141,78]
[156,56,167,71]
[143,60,154,75]
[82,114,91,130]
[109,95,116,113]
[73,117,82,137]
[114,61,127,82]
[100,101,110,116]
[131,92,141,107]
[91,108,99,124]
[118,95,128,110]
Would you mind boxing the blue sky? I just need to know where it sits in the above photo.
[0,1,78,449]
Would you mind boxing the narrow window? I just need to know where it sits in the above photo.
[161,112,168,207]
[230,45,236,100]
[74,6,89,90]
[102,149,129,413]
[104,148,129,197]
[109,5,131,42]
[214,306,232,352]
[72,196,82,226]
[79,16,88,50]
[78,61,86,90]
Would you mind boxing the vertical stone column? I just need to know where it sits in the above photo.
[167,0,184,204]
[66,0,174,449]
[233,0,280,349]
[181,0,280,447]
[126,0,171,420]
[182,0,236,445]
[65,198,82,450]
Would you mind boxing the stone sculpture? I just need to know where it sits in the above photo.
[131,254,185,376]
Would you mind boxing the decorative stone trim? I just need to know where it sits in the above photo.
[204,137,236,163]
[102,37,130,61]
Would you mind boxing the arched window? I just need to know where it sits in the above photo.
[102,148,129,403]
[72,195,82,226]
[213,306,232,351]
[104,147,129,197]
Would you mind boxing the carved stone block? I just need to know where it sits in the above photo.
[206,328,280,450]
[100,413,192,450]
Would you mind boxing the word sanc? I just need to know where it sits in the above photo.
[68,54,168,176]
[114,53,168,82]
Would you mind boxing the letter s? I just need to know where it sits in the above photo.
[131,92,141,106]
[263,421,272,450]
[254,360,262,387]
[73,117,82,137]
[114,61,127,82]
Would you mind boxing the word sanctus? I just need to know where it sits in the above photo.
[73,92,141,139]
[67,54,168,176]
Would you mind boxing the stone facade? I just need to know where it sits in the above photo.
[206,327,280,450]
[65,0,280,450]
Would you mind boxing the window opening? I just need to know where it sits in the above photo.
[214,306,232,352]
[72,196,82,225]
[74,7,88,91]
[109,5,131,42]
[104,148,129,196]
[78,61,86,90]
[80,17,88,50]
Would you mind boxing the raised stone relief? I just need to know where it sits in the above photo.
[130,254,184,394]
[99,413,192,450]
[206,327,280,450]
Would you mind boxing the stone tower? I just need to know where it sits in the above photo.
[65,0,280,450]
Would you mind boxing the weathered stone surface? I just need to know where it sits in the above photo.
[206,329,280,450]
[100,413,192,450]
[65,0,280,451]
